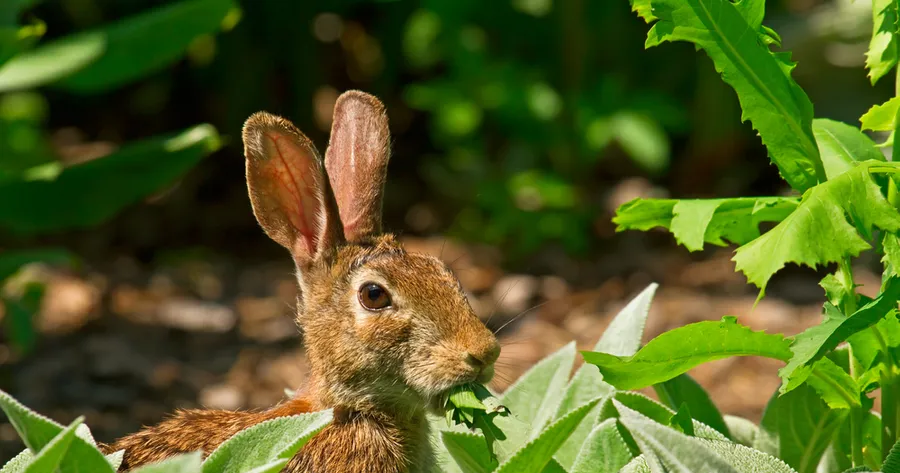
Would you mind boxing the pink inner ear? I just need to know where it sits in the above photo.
[263,132,321,257]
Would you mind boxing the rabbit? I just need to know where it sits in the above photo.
[101,90,501,473]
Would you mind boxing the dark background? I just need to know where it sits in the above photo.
[0,0,891,460]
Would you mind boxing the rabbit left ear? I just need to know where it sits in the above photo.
[324,90,391,242]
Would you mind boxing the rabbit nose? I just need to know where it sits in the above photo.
[465,341,501,368]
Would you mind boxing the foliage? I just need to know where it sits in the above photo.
[0,0,231,353]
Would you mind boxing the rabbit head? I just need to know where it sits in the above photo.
[242,91,500,417]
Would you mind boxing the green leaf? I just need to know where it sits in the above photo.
[805,357,861,410]
[502,341,575,436]
[779,280,900,395]
[613,197,799,252]
[813,119,884,181]
[614,401,739,473]
[0,124,221,235]
[848,311,900,371]
[883,232,900,279]
[23,417,82,473]
[723,415,759,448]
[733,161,900,298]
[668,403,695,437]
[583,316,792,390]
[884,437,900,472]
[654,373,730,439]
[866,0,899,85]
[201,411,332,473]
[130,452,202,473]
[0,389,114,473]
[441,431,499,473]
[570,419,634,473]
[697,439,798,473]
[755,384,846,473]
[861,96,900,131]
[0,449,32,473]
[0,248,75,281]
[644,0,823,191]
[629,0,656,22]
[552,284,656,469]
[605,392,728,441]
[0,0,239,93]
[495,397,604,473]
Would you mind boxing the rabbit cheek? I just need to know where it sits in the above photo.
[354,311,412,352]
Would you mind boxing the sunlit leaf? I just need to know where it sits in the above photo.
[812,119,884,180]
[570,419,633,473]
[866,0,899,85]
[654,373,730,439]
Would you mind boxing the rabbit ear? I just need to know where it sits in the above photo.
[324,91,390,242]
[242,112,343,264]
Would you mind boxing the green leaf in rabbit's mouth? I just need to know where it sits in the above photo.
[442,383,510,460]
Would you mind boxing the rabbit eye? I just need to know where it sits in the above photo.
[358,282,392,311]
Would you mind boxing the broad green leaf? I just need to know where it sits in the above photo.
[697,439,798,473]
[620,455,651,473]
[668,403,695,436]
[723,415,758,448]
[614,401,739,473]
[613,197,798,252]
[0,248,75,281]
[130,452,202,473]
[242,460,290,473]
[552,284,656,469]
[813,119,884,180]
[733,161,900,298]
[0,0,239,93]
[583,316,792,390]
[441,431,497,473]
[644,0,823,191]
[861,96,900,131]
[495,397,603,473]
[755,384,846,473]
[24,417,81,473]
[0,389,114,472]
[502,341,575,436]
[779,280,900,395]
[654,373,730,439]
[821,411,881,472]
[570,419,633,473]
[848,311,900,371]
[201,411,333,473]
[867,0,899,85]
[0,124,221,235]
[805,357,860,410]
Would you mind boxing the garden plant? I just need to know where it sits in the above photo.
[9,0,900,472]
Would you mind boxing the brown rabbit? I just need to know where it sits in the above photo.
[102,91,500,472]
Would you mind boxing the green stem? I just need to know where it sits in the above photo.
[851,406,866,467]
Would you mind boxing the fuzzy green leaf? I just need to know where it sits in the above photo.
[605,392,729,441]
[697,439,798,473]
[200,411,332,473]
[502,341,576,437]
[0,124,221,235]
[440,431,497,473]
[867,0,899,85]
[131,453,202,473]
[654,373,730,439]
[23,417,82,473]
[861,96,900,131]
[495,397,604,473]
[644,0,823,191]
[884,437,900,472]
[723,415,759,448]
[756,384,846,473]
[583,316,792,390]
[0,449,32,473]
[779,280,900,395]
[813,119,884,180]
[570,419,633,473]
[733,161,900,298]
[613,197,798,252]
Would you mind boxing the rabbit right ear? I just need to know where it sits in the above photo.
[242,112,343,264]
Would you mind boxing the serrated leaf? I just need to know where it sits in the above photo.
[755,384,846,473]
[613,197,798,252]
[867,0,899,85]
[813,119,884,180]
[0,124,221,235]
[780,280,900,395]
[697,438,798,473]
[201,411,332,473]
[614,401,739,473]
[0,0,238,93]
[883,232,900,279]
[604,392,728,442]
[805,357,860,410]
[620,455,651,473]
[884,436,900,472]
[0,449,32,473]
[0,389,114,473]
[583,316,792,390]
[644,0,823,191]
[495,397,603,473]
[502,341,575,437]
[723,415,759,448]
[849,311,900,373]
[552,284,656,469]
[130,452,202,473]
[441,431,498,473]
[733,161,900,298]
[861,96,900,132]
[654,373,730,439]
[106,450,125,471]
[570,418,633,473]
[24,417,81,473]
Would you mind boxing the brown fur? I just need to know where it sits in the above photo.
[103,91,500,473]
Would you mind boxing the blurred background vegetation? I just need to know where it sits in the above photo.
[0,0,897,458]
